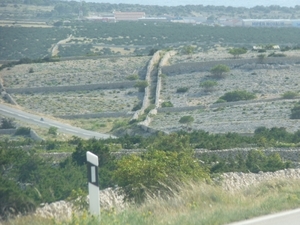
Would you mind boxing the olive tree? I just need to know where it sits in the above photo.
[210,64,230,78]
[228,48,247,58]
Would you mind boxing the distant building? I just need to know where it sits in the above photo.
[139,17,168,22]
[242,19,300,27]
[113,11,145,21]
[171,16,207,24]
[86,16,116,22]
[218,18,242,27]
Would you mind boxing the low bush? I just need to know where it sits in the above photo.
[179,115,194,125]
[176,87,189,93]
[145,104,155,114]
[290,102,300,119]
[282,91,299,99]
[268,52,286,57]
[200,80,218,92]
[219,90,256,102]
[134,81,148,92]
[161,101,173,107]
[14,127,31,136]
[126,74,139,80]
[0,117,16,129]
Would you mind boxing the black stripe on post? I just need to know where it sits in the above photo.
[87,161,99,186]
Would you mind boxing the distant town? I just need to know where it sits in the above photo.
[85,11,300,27]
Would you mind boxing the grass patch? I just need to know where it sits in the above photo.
[5,178,300,225]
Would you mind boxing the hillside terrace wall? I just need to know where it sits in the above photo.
[58,112,133,119]
[162,57,300,75]
[195,147,300,162]
[0,128,44,141]
[0,129,16,135]
[5,81,135,94]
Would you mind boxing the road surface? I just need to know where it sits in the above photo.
[0,103,114,139]
[227,208,300,225]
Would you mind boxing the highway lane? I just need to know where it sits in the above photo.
[0,103,115,139]
[227,208,300,225]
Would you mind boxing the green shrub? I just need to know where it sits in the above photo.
[48,126,58,136]
[268,52,286,57]
[209,149,290,173]
[0,117,16,129]
[290,102,300,119]
[145,104,155,114]
[132,102,142,111]
[214,99,227,104]
[219,90,256,102]
[14,127,31,136]
[126,74,139,80]
[161,101,173,107]
[113,150,209,203]
[177,87,189,93]
[160,73,167,79]
[200,80,218,92]
[179,116,194,125]
[134,81,148,92]
[210,64,230,78]
[282,91,299,99]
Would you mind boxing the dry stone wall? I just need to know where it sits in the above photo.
[5,81,135,94]
[58,112,133,119]
[195,147,300,162]
[162,57,300,76]
[132,50,161,120]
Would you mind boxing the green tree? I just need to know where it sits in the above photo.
[182,45,195,55]
[179,115,194,126]
[210,64,230,78]
[228,48,247,58]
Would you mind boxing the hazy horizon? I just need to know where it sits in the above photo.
[83,0,299,8]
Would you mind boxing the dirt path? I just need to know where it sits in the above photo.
[51,34,72,57]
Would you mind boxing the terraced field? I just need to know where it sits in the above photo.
[1,48,300,136]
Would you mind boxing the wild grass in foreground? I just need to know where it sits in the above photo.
[4,179,300,225]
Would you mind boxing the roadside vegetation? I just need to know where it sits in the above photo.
[1,126,299,221]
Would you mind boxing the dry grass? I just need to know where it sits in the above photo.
[4,179,300,225]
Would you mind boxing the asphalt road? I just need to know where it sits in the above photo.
[227,208,300,225]
[0,103,114,139]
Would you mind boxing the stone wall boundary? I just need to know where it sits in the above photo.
[5,81,135,94]
[195,147,300,162]
[132,51,161,120]
[0,128,16,135]
[162,56,300,76]
[58,112,133,119]
[0,128,44,141]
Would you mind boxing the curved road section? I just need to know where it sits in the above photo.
[0,103,114,139]
[227,208,300,225]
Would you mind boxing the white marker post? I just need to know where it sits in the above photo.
[86,151,100,218]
